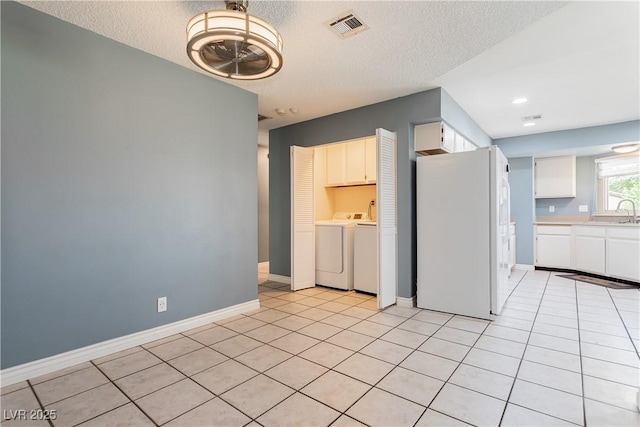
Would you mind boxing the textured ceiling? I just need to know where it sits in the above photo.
[19,1,639,140]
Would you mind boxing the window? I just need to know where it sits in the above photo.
[596,154,640,213]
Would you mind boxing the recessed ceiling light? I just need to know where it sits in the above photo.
[523,122,536,127]
[512,97,528,104]
[612,143,640,154]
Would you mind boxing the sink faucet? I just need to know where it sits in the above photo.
[615,199,637,223]
[368,200,375,221]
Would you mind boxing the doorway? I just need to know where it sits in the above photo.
[290,128,398,308]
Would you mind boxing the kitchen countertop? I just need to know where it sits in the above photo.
[536,221,639,227]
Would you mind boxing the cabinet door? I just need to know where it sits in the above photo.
[607,238,640,281]
[454,133,467,153]
[465,139,476,151]
[574,236,606,275]
[536,235,572,268]
[346,140,366,185]
[442,122,455,153]
[326,143,346,186]
[509,234,516,269]
[365,137,376,183]
[534,156,576,198]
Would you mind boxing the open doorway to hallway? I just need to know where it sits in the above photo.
[258,262,269,285]
[258,133,269,288]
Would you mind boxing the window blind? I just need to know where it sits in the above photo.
[595,154,640,178]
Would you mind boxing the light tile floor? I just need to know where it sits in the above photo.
[1,266,639,426]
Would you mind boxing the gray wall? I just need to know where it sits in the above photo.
[1,2,258,368]
[269,88,492,298]
[440,90,492,148]
[508,158,535,265]
[496,120,640,158]
[258,145,269,263]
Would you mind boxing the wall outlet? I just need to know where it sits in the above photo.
[549,206,555,213]
[579,205,589,213]
[157,297,167,313]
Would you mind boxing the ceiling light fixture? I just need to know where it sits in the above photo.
[186,1,283,80]
[512,97,528,104]
[523,122,536,127]
[612,143,640,154]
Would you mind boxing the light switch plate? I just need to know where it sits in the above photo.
[579,205,589,213]
[549,206,555,213]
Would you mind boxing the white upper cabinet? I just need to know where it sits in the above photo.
[454,133,466,152]
[415,121,474,154]
[326,143,346,186]
[365,137,377,183]
[454,133,476,152]
[346,139,366,185]
[325,137,376,187]
[442,123,456,153]
[534,156,577,198]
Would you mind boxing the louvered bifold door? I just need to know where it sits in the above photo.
[290,146,316,291]
[376,129,397,308]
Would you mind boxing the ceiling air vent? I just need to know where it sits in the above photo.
[326,10,369,39]
[258,114,271,122]
[522,114,543,121]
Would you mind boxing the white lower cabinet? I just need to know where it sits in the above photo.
[536,225,572,269]
[574,226,606,275]
[508,224,516,272]
[536,224,639,282]
[606,228,640,282]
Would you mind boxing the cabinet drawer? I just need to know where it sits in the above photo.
[537,225,572,235]
[574,226,606,237]
[608,227,640,240]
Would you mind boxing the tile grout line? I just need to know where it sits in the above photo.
[267,277,591,425]
[27,369,125,411]
[235,289,448,425]
[88,359,159,427]
[498,269,551,426]
[605,288,640,359]
[210,303,401,426]
[26,379,54,427]
[11,270,635,427]
[177,288,385,425]
[319,317,449,426]
[575,280,588,427]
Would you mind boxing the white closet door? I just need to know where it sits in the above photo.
[376,128,397,308]
[291,146,315,291]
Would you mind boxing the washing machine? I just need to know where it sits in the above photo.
[315,212,367,290]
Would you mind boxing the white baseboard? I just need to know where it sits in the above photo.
[268,273,291,284]
[0,299,260,387]
[396,295,417,308]
[515,264,535,270]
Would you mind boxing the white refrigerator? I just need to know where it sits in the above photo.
[416,146,510,320]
